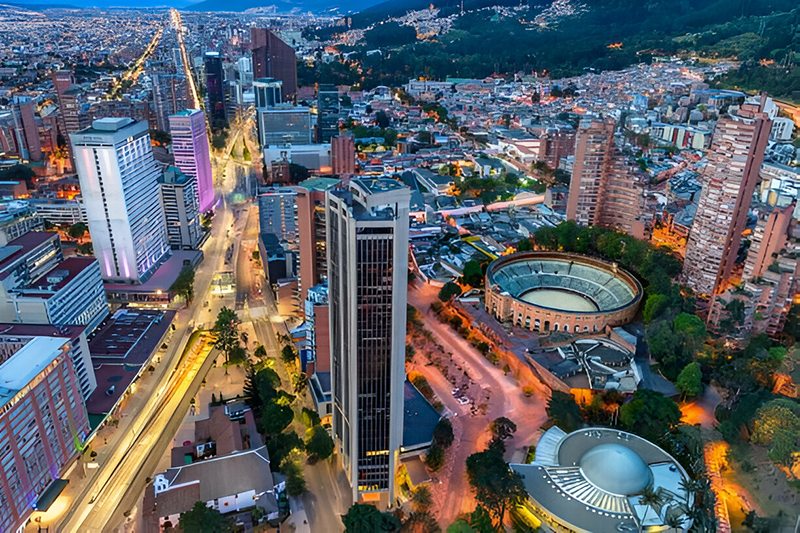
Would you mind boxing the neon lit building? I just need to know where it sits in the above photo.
[169,110,215,213]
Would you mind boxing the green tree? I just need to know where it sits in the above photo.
[254,344,267,358]
[637,487,664,533]
[261,401,293,436]
[266,430,304,467]
[460,260,484,288]
[489,417,517,442]
[178,501,233,532]
[342,503,402,533]
[438,281,462,302]
[305,425,334,460]
[546,391,584,433]
[433,418,454,449]
[170,266,195,304]
[643,293,669,323]
[213,307,241,371]
[281,449,308,496]
[516,238,533,252]
[620,389,681,442]
[411,485,434,514]
[676,362,703,399]
[67,222,87,240]
[281,344,297,365]
[425,444,445,472]
[465,448,526,527]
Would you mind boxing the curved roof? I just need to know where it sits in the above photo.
[486,252,642,314]
[579,443,653,496]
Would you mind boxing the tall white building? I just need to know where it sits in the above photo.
[326,178,410,503]
[71,118,170,284]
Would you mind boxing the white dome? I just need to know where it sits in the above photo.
[579,443,652,496]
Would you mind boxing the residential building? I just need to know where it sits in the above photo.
[256,105,312,147]
[681,107,771,296]
[51,70,77,165]
[742,204,794,280]
[250,28,297,98]
[327,178,411,502]
[296,177,339,302]
[11,96,42,162]
[566,118,643,236]
[317,84,340,143]
[331,134,356,175]
[204,52,225,122]
[0,336,90,533]
[258,186,297,247]
[169,110,214,213]
[152,72,188,132]
[29,198,87,226]
[71,118,170,284]
[159,166,203,250]
[0,201,45,245]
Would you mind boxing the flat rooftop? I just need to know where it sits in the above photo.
[89,308,175,365]
[0,337,68,408]
[104,250,202,294]
[403,380,441,449]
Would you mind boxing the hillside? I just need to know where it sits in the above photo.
[184,0,383,13]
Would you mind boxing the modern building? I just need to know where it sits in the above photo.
[204,52,226,122]
[51,70,78,165]
[331,134,356,176]
[511,426,693,533]
[0,231,109,334]
[169,110,214,213]
[250,28,297,98]
[151,72,188,132]
[258,186,297,246]
[681,105,771,296]
[0,336,90,533]
[254,77,283,108]
[256,105,313,147]
[29,198,87,226]
[566,118,643,236]
[326,178,411,502]
[0,201,45,245]
[159,166,203,250]
[317,84,340,143]
[296,177,339,302]
[71,118,170,284]
[485,251,643,333]
[11,96,43,162]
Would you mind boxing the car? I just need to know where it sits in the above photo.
[457,397,469,405]
[451,388,460,396]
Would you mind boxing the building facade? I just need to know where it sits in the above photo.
[203,52,226,122]
[250,28,297,99]
[256,105,312,147]
[331,134,356,176]
[159,166,203,250]
[317,84,340,143]
[258,186,297,246]
[296,178,339,302]
[681,107,771,296]
[71,118,170,284]
[169,110,214,213]
[326,178,410,503]
[11,96,43,162]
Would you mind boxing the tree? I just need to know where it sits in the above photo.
[433,418,454,449]
[465,448,526,527]
[289,163,309,183]
[516,238,533,252]
[375,110,390,129]
[149,129,171,146]
[460,260,484,288]
[306,425,334,460]
[281,344,297,365]
[260,401,293,436]
[170,266,195,304]
[425,444,445,471]
[213,307,241,371]
[281,449,307,496]
[411,485,433,514]
[254,344,267,359]
[67,222,87,240]
[178,501,233,532]
[676,362,703,399]
[546,391,584,433]
[438,282,462,302]
[266,430,304,467]
[489,417,516,442]
[637,487,664,533]
[342,503,402,533]
[620,389,681,442]
[643,293,669,323]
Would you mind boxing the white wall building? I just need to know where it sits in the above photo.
[159,166,203,250]
[71,118,170,284]
[257,186,297,245]
[770,116,795,141]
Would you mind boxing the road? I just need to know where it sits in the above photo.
[170,8,200,110]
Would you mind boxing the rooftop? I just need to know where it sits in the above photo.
[298,177,340,192]
[0,337,68,408]
[402,380,441,449]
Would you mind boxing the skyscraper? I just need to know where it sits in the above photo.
[204,51,225,122]
[159,166,203,250]
[326,178,411,503]
[681,106,771,296]
[71,118,170,284]
[51,70,78,166]
[250,28,297,99]
[317,84,340,143]
[331,134,356,175]
[11,96,43,162]
[169,110,215,213]
[258,186,298,247]
[296,177,339,302]
[566,118,643,236]
[152,72,188,131]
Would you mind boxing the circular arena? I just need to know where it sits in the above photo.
[485,252,642,333]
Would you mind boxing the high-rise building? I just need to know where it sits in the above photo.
[258,186,298,247]
[11,96,43,162]
[331,134,356,176]
[256,105,313,147]
[566,118,643,236]
[296,178,339,302]
[681,107,771,296]
[169,110,215,213]
[250,28,297,99]
[317,84,340,143]
[254,77,283,108]
[159,166,203,250]
[152,72,188,132]
[204,52,226,122]
[51,70,80,167]
[326,178,411,502]
[71,118,170,284]
[0,336,90,533]
[743,204,794,280]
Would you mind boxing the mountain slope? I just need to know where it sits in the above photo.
[183,0,384,13]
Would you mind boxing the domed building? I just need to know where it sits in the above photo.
[511,427,693,533]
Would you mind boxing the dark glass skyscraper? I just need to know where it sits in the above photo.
[317,84,340,143]
[203,51,225,122]
[250,28,297,99]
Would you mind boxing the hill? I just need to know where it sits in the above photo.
[183,0,384,13]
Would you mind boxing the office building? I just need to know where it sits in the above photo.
[0,336,90,533]
[152,72,188,132]
[0,231,109,334]
[71,118,170,284]
[258,186,297,246]
[169,110,214,213]
[681,106,771,296]
[296,177,339,302]
[254,77,283,108]
[204,52,226,122]
[317,84,340,143]
[159,166,203,250]
[326,178,411,502]
[28,198,87,226]
[51,70,77,165]
[566,118,643,236]
[11,96,43,162]
[250,28,297,98]
[256,105,312,147]
[0,201,45,245]
[331,134,356,175]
